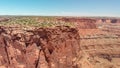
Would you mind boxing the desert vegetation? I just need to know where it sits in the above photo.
[0,16,75,28]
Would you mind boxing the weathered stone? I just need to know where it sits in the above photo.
[0,26,80,68]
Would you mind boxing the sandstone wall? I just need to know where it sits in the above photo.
[96,18,120,23]
[0,26,80,68]
[57,18,97,29]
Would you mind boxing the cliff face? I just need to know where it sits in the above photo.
[96,18,120,23]
[0,26,80,68]
[38,17,120,68]
[80,19,120,68]
[57,18,97,29]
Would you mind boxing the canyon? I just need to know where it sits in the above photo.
[59,17,120,68]
[0,17,120,68]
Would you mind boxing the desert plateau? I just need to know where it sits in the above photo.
[0,16,119,68]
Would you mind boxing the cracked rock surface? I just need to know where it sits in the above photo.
[0,26,80,68]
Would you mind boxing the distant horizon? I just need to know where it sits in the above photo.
[0,0,120,17]
[0,15,120,18]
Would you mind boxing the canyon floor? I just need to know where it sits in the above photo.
[0,16,119,68]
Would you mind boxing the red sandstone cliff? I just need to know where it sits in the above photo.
[0,26,81,68]
[57,18,97,29]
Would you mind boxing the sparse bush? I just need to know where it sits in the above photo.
[0,16,75,28]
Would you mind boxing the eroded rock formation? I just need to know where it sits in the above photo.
[57,18,97,29]
[0,26,80,68]
[96,18,120,23]
[0,18,9,22]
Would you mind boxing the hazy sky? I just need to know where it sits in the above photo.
[0,0,119,17]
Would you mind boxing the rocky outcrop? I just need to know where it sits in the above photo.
[0,26,80,68]
[0,18,9,22]
[57,18,97,29]
[96,18,120,23]
[80,27,120,68]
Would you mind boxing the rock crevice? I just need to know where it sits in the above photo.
[0,26,80,68]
